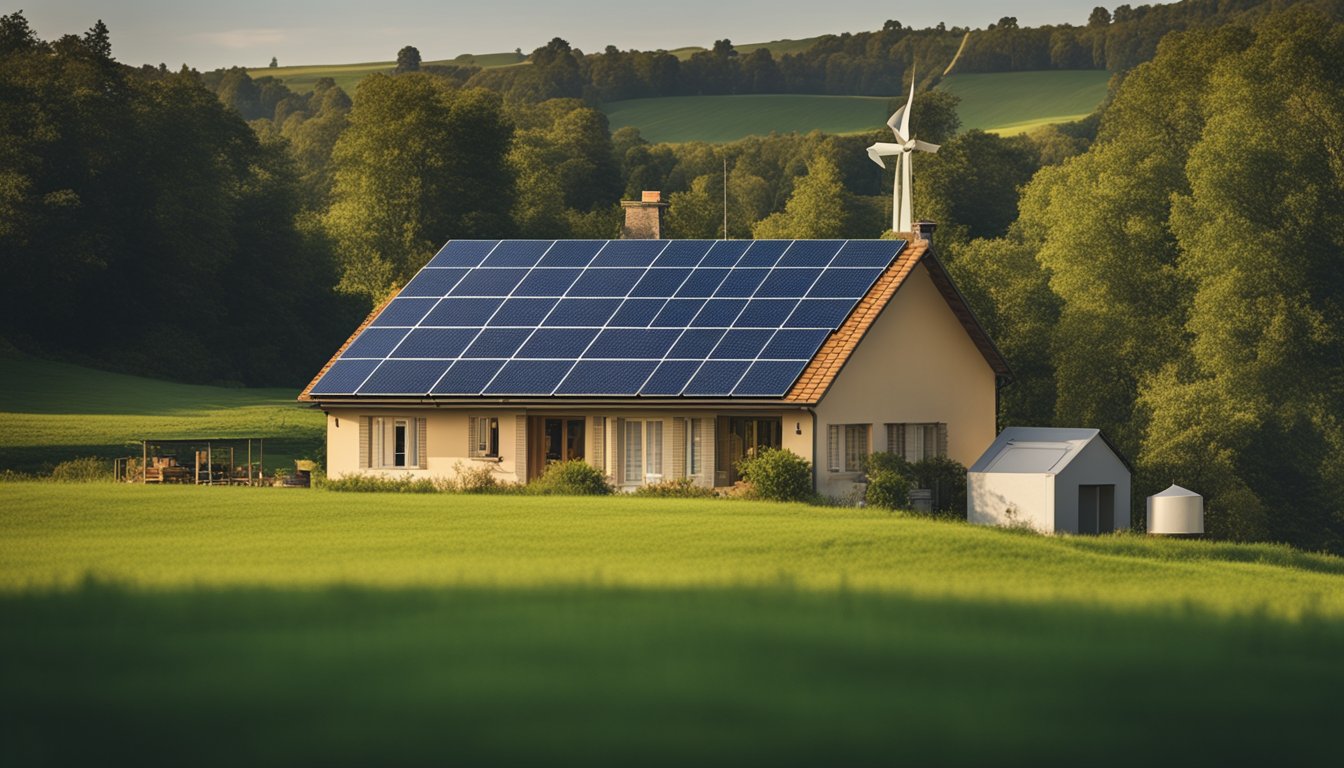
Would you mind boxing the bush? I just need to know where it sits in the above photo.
[910,456,968,517]
[320,474,440,493]
[50,457,112,483]
[453,461,506,494]
[633,478,716,498]
[865,468,911,510]
[736,448,814,503]
[530,459,613,496]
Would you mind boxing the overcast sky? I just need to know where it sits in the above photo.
[19,1,1146,70]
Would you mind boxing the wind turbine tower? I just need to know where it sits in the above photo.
[866,67,940,233]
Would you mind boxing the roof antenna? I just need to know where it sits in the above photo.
[722,156,728,239]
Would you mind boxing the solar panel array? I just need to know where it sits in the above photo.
[310,239,907,398]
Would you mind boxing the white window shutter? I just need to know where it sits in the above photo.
[416,418,427,469]
[358,417,371,468]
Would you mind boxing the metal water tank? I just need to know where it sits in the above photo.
[1147,485,1203,535]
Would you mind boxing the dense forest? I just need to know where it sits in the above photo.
[1,2,1342,552]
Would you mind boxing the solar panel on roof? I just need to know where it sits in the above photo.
[308,238,908,398]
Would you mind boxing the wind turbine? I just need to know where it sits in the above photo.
[866,67,940,233]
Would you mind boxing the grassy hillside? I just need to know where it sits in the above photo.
[602,70,1111,143]
[1,485,1340,764]
[939,69,1111,134]
[603,94,893,143]
[249,52,527,92]
[0,355,322,473]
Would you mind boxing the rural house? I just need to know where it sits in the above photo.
[301,201,1010,497]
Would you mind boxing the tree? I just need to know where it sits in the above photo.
[324,74,515,300]
[395,45,421,73]
[269,56,278,68]
[1088,7,1112,27]
[752,156,854,239]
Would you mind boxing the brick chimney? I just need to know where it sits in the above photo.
[914,220,937,243]
[621,191,669,239]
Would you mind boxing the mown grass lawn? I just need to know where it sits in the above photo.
[0,354,322,473]
[2,483,1342,765]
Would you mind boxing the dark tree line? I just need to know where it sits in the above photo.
[0,13,361,386]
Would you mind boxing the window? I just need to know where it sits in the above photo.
[473,416,499,457]
[623,419,664,483]
[827,423,869,472]
[371,417,419,468]
[688,418,703,476]
[885,423,946,461]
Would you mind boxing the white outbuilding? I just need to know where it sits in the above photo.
[967,427,1132,534]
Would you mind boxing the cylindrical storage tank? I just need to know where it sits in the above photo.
[1147,485,1203,535]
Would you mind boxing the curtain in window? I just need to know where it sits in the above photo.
[689,419,702,476]
[646,421,663,477]
[827,425,841,471]
[624,421,643,483]
[844,424,869,472]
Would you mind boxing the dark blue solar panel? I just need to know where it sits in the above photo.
[514,268,581,296]
[832,239,905,267]
[390,328,479,359]
[690,299,746,327]
[667,328,726,359]
[757,269,818,297]
[309,359,380,395]
[630,269,686,298]
[778,240,843,267]
[422,298,503,327]
[539,240,604,267]
[675,269,729,298]
[735,300,798,328]
[557,360,658,395]
[652,299,704,327]
[484,360,573,395]
[517,328,600,359]
[481,240,553,267]
[738,240,790,268]
[609,299,664,327]
[428,240,498,268]
[732,360,808,396]
[808,268,885,299]
[591,240,665,267]
[543,298,621,327]
[711,329,775,359]
[653,240,715,267]
[683,360,751,396]
[638,360,701,395]
[371,298,439,327]
[568,268,644,297]
[700,240,751,267]
[358,360,453,394]
[715,269,769,297]
[585,328,680,359]
[450,268,528,296]
[785,299,856,328]
[760,328,831,359]
[462,328,531,358]
[319,239,905,398]
[401,269,468,297]
[344,328,409,358]
[431,360,506,395]
[487,298,557,326]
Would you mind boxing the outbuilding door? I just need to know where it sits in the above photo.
[1078,485,1116,534]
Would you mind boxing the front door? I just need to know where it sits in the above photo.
[529,416,585,480]
[715,416,782,486]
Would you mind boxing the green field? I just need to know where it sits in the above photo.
[248,52,527,93]
[603,94,895,143]
[0,354,321,473]
[940,69,1111,134]
[2,483,1341,764]
[602,70,1111,144]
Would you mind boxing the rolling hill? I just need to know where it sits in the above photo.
[601,69,1111,143]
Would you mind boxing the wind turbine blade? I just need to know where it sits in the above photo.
[899,63,915,139]
[912,140,940,153]
[886,107,907,140]
[866,145,887,168]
